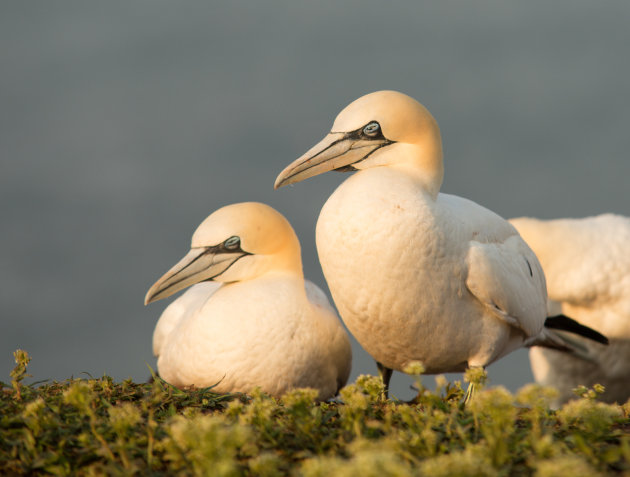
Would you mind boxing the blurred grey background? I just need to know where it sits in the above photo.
[2,1,629,399]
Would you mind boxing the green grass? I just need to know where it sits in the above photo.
[1,350,629,476]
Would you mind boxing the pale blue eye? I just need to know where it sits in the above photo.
[363,121,380,136]
[224,236,240,249]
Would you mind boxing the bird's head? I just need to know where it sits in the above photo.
[274,90,443,195]
[145,202,301,305]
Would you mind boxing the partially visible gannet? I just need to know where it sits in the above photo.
[275,90,608,398]
[145,202,352,399]
[510,214,630,404]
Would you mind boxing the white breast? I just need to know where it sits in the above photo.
[153,281,221,357]
[153,274,351,399]
[316,167,546,374]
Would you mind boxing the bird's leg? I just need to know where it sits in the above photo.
[463,366,488,405]
[376,361,393,399]
[463,381,476,405]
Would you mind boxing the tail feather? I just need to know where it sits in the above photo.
[528,329,599,362]
[526,314,609,362]
[544,314,609,345]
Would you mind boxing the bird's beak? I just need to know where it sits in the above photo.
[144,247,247,305]
[274,131,391,189]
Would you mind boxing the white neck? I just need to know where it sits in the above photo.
[387,143,444,199]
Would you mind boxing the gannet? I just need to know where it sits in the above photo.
[144,202,352,400]
[510,214,630,404]
[274,90,608,398]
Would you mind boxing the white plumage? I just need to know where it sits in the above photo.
[145,202,352,399]
[511,214,630,404]
[313,170,547,375]
[275,90,599,394]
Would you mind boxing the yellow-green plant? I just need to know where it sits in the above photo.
[1,350,629,475]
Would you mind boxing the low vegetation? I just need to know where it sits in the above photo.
[1,350,629,475]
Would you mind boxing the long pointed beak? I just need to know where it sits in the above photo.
[274,132,389,189]
[144,247,247,305]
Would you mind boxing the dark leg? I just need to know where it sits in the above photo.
[376,361,393,399]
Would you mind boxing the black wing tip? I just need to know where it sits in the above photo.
[544,314,609,345]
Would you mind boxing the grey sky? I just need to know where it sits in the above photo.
[2,1,629,398]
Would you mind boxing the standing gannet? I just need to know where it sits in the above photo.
[274,90,607,398]
[510,214,630,404]
[144,202,352,400]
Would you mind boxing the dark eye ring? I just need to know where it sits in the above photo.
[224,236,240,250]
[363,121,380,136]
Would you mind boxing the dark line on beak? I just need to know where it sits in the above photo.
[154,247,251,298]
[308,134,352,161]
[334,140,395,171]
[171,243,250,278]
[284,127,395,181]
[172,247,214,277]
[203,252,250,282]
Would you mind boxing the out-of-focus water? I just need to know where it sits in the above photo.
[2,1,629,399]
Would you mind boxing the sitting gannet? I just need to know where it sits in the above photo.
[274,90,607,398]
[510,214,630,404]
[144,202,352,400]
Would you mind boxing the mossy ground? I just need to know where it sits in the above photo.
[1,350,629,476]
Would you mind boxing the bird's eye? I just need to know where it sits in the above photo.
[363,121,380,137]
[224,236,240,250]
